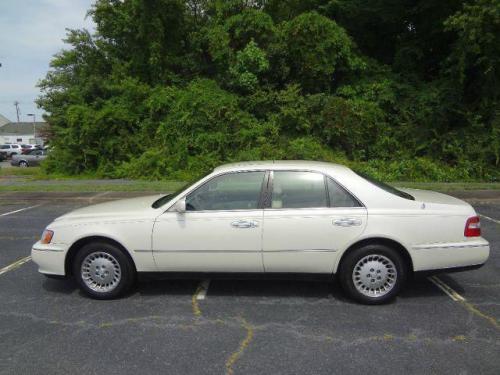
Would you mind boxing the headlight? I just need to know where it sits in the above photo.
[40,229,54,244]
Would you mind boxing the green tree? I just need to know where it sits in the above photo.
[37,0,500,182]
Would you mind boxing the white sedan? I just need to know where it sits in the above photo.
[32,161,490,304]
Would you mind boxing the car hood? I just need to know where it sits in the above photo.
[55,194,166,222]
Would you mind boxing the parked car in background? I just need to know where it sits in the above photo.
[0,144,22,158]
[11,148,48,167]
[31,161,489,304]
[21,144,39,154]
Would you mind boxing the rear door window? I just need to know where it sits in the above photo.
[271,171,327,209]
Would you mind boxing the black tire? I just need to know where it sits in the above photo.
[73,241,135,299]
[339,244,407,305]
[19,161,28,167]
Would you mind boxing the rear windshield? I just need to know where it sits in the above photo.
[355,171,414,200]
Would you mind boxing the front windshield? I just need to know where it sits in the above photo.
[151,183,191,209]
[355,171,415,201]
[151,172,212,209]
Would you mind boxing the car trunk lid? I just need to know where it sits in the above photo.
[399,188,471,207]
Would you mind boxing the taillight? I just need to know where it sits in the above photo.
[464,216,481,237]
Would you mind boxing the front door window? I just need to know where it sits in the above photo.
[186,171,266,211]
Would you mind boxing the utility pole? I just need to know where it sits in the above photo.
[14,101,20,123]
[27,113,36,144]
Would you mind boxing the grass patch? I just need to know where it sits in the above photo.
[0,167,105,180]
[0,167,43,177]
[2,166,499,193]
[393,182,500,192]
[0,180,186,193]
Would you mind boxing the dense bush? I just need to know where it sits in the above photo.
[38,0,500,182]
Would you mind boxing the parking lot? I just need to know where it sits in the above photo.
[0,192,498,375]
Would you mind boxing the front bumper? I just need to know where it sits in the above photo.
[411,238,490,272]
[31,241,67,276]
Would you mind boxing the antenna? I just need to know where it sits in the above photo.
[14,101,20,123]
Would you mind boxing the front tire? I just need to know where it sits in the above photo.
[73,242,135,299]
[339,244,407,305]
[19,161,28,167]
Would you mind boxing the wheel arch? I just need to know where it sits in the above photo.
[335,237,413,275]
[65,235,137,276]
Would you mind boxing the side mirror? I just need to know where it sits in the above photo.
[171,198,186,213]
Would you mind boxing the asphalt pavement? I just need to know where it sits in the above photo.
[0,192,498,375]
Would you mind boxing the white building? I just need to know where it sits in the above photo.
[0,120,47,145]
[0,114,10,127]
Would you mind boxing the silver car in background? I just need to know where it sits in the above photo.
[11,148,48,167]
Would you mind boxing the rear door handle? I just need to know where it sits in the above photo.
[333,218,362,227]
[231,220,259,229]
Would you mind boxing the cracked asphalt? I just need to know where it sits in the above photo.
[0,193,499,375]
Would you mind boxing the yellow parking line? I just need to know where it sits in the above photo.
[192,279,211,318]
[0,236,39,240]
[0,256,32,276]
[429,276,499,330]
[192,283,203,318]
[196,279,210,300]
[225,317,254,375]
[429,276,464,302]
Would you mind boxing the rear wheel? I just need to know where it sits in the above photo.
[73,241,135,299]
[339,244,407,304]
[19,161,28,167]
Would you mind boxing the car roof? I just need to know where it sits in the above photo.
[213,160,352,173]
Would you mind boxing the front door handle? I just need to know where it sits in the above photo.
[333,218,362,227]
[231,220,258,229]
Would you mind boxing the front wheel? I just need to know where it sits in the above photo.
[19,161,28,167]
[73,242,135,299]
[339,244,407,304]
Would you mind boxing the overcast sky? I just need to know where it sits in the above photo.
[0,0,95,123]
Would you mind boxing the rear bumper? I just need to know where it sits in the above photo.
[411,239,490,272]
[31,241,67,276]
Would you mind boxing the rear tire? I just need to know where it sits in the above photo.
[339,244,407,305]
[19,161,28,167]
[73,241,135,299]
